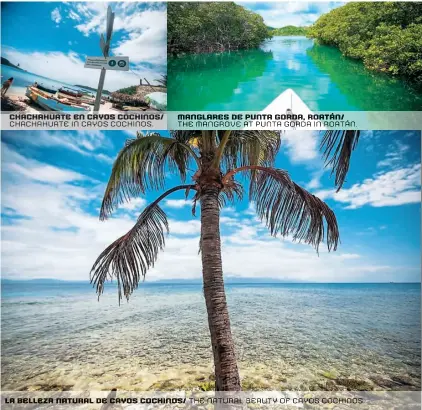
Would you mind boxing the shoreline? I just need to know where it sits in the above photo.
[2,359,420,392]
[2,90,117,114]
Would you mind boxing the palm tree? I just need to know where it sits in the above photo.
[90,130,359,392]
[154,74,167,87]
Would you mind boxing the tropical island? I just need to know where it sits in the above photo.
[1,57,23,71]
[307,2,422,86]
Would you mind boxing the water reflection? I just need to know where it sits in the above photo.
[168,49,273,110]
[307,43,422,111]
[168,36,422,111]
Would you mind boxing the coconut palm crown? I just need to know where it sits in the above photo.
[90,130,359,391]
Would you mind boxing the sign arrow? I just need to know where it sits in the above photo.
[100,34,107,57]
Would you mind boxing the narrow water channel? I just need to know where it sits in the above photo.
[168,36,422,111]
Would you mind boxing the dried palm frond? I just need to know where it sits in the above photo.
[320,130,360,192]
[91,184,195,303]
[219,180,244,208]
[247,167,339,252]
[100,132,197,219]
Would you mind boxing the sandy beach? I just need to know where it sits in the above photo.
[3,88,117,114]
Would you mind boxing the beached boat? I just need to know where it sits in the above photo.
[36,84,58,94]
[25,86,90,112]
[59,87,83,98]
[57,91,94,106]
[56,87,96,105]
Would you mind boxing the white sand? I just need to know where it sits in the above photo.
[5,88,117,113]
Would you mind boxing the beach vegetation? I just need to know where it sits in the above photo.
[91,130,360,397]
[155,75,167,88]
[307,2,422,86]
[115,85,138,96]
[168,2,271,55]
[271,26,309,36]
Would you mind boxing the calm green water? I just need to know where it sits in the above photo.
[168,36,422,111]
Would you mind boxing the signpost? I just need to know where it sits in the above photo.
[92,6,115,112]
[85,57,129,71]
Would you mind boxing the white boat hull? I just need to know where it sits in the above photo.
[261,88,324,130]
[263,88,312,116]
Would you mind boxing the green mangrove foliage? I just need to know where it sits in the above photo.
[168,2,271,55]
[308,2,422,85]
[271,26,309,36]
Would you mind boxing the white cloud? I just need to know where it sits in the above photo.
[2,140,418,284]
[168,219,201,235]
[2,47,162,91]
[51,8,62,25]
[112,10,167,65]
[316,164,421,209]
[164,199,191,209]
[67,10,81,22]
[4,130,112,162]
[119,197,147,212]
[306,169,325,189]
[240,2,343,29]
[71,4,166,66]
[377,139,410,169]
[2,144,87,184]
[281,131,319,162]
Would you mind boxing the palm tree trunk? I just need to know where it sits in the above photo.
[200,185,241,392]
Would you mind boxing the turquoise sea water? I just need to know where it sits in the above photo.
[1,281,420,391]
[168,36,422,111]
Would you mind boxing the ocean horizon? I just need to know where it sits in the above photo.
[1,280,420,391]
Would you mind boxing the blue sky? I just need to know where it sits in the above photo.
[1,130,421,283]
[1,2,166,90]
[238,2,344,28]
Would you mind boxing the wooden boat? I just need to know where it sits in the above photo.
[59,87,83,98]
[56,91,94,106]
[25,86,90,112]
[36,84,58,94]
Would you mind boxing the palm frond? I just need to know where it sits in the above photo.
[100,133,196,219]
[91,203,168,303]
[219,131,281,172]
[219,180,244,208]
[320,131,360,192]
[170,130,201,144]
[92,184,195,303]
[248,167,339,252]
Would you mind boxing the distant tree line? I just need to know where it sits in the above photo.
[74,84,111,95]
[168,2,271,55]
[1,57,23,71]
[271,26,309,36]
[307,2,422,86]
